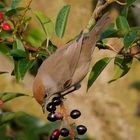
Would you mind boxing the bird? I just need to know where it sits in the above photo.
[33,12,112,112]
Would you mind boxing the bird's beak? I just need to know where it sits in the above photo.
[41,102,45,114]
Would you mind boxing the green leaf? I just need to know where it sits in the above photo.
[124,30,140,52]
[116,16,130,35]
[126,0,136,6]
[55,5,71,38]
[0,42,11,55]
[109,55,133,83]
[87,57,113,89]
[0,2,6,13]
[42,39,57,54]
[14,59,35,81]
[0,92,28,102]
[14,38,25,51]
[9,49,27,58]
[0,112,24,125]
[100,28,118,39]
[35,11,54,38]
[121,7,129,17]
[6,7,25,17]
[48,41,57,53]
[25,28,45,47]
[18,59,35,80]
[11,0,21,9]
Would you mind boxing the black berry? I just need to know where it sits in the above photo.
[77,125,87,135]
[46,102,56,112]
[52,97,62,106]
[70,109,81,119]
[47,113,57,122]
[50,135,58,140]
[60,128,69,137]
[50,129,60,140]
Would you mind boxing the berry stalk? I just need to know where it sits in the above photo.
[60,101,75,140]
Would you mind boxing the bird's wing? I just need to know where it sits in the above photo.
[62,32,84,77]
[38,33,84,90]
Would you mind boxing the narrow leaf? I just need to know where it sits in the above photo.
[0,92,28,102]
[15,38,25,51]
[124,30,140,52]
[9,49,27,58]
[87,57,113,89]
[0,2,6,13]
[18,59,35,80]
[126,0,136,6]
[11,0,21,9]
[55,5,71,38]
[100,28,118,39]
[6,7,25,17]
[14,59,35,81]
[14,60,21,82]
[35,11,54,38]
[109,55,133,83]
[116,16,130,35]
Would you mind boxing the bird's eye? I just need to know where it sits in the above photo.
[44,94,48,98]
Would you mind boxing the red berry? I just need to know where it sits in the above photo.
[0,99,4,105]
[50,129,60,140]
[2,23,11,31]
[0,11,3,19]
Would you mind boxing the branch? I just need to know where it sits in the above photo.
[84,0,126,33]
[60,101,75,140]
[13,0,33,37]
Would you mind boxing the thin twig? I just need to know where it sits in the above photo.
[13,0,33,37]
[60,101,75,140]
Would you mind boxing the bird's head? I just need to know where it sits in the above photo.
[33,76,51,113]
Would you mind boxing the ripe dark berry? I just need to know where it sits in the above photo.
[77,125,87,135]
[50,129,60,140]
[60,128,69,137]
[52,97,62,106]
[47,112,57,122]
[54,112,63,120]
[2,23,11,31]
[0,11,3,19]
[46,102,56,112]
[50,135,58,140]
[70,109,81,119]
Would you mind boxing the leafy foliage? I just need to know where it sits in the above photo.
[109,55,133,83]
[0,92,28,102]
[88,57,112,89]
[55,5,71,38]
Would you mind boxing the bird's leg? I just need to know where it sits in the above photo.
[61,84,81,97]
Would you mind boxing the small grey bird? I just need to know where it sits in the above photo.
[33,12,112,111]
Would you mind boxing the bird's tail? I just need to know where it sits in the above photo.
[82,12,113,58]
[90,12,113,40]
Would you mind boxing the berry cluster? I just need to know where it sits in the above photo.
[46,96,87,140]
[0,11,11,31]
